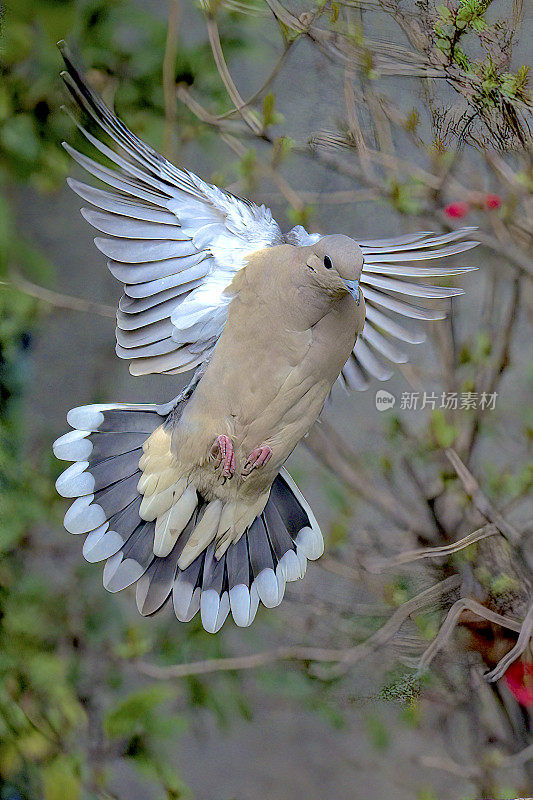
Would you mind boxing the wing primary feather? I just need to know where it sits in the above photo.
[119,285,200,314]
[361,323,408,364]
[353,339,394,381]
[63,143,170,205]
[110,255,209,287]
[360,228,478,254]
[115,338,178,358]
[94,237,197,264]
[129,349,204,376]
[364,305,425,344]
[123,274,206,301]
[61,94,177,196]
[342,354,370,391]
[59,46,206,197]
[362,240,479,263]
[358,231,433,247]
[68,178,178,224]
[362,286,447,321]
[117,297,193,330]
[81,208,189,241]
[362,263,477,277]
[361,274,464,298]
[116,318,175,345]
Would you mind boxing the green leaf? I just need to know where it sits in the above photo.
[429,410,458,448]
[104,685,176,738]
[365,713,390,751]
[42,754,81,800]
[0,115,41,164]
[262,93,283,127]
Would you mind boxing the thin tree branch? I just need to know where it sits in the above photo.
[305,420,429,532]
[445,448,521,543]
[9,273,116,318]
[162,0,181,161]
[205,15,263,135]
[366,524,499,573]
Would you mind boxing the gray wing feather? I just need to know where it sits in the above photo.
[60,44,282,377]
[68,178,178,224]
[347,229,477,390]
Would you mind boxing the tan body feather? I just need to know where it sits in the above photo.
[138,244,365,565]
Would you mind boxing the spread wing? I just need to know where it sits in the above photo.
[288,226,479,391]
[58,43,282,376]
[61,44,477,386]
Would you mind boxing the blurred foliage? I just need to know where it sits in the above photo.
[0,0,531,797]
[0,1,254,797]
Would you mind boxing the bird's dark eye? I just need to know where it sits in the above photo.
[323,255,332,269]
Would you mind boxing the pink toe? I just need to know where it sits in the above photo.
[243,445,272,474]
[212,435,235,476]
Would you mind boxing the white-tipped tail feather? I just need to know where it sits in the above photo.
[54,402,324,633]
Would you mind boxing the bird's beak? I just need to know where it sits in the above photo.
[344,279,360,305]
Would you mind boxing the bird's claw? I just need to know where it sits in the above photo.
[242,445,272,476]
[210,434,235,477]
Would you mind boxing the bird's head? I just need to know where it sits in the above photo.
[304,235,364,305]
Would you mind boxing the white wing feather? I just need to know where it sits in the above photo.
[60,44,282,376]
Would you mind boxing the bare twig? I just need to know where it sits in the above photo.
[162,0,181,160]
[418,598,524,673]
[305,420,428,532]
[205,15,262,135]
[9,273,116,318]
[445,449,521,543]
[138,576,460,681]
[366,524,499,573]
[485,603,533,682]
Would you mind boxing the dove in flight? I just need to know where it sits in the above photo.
[53,43,478,632]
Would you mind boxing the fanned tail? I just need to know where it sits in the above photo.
[53,402,323,633]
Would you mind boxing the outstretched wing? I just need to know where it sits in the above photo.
[288,226,478,391]
[345,230,478,390]
[58,42,282,376]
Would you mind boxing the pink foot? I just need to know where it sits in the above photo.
[242,445,272,476]
[210,435,235,477]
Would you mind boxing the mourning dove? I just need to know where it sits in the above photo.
[53,44,478,632]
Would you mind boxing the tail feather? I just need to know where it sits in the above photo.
[53,402,324,633]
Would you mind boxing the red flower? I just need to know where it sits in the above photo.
[504,660,533,706]
[484,193,502,209]
[444,201,469,219]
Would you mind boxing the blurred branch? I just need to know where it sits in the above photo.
[418,754,481,780]
[306,419,429,532]
[366,524,499,573]
[418,597,524,673]
[215,43,294,120]
[138,575,460,680]
[460,273,522,459]
[138,644,354,679]
[162,0,181,160]
[484,603,533,682]
[9,273,116,318]
[445,448,521,543]
[506,742,533,767]
[205,14,263,135]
